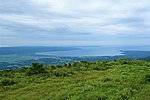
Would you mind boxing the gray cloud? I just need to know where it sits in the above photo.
[0,0,150,46]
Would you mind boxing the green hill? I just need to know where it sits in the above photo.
[0,59,150,100]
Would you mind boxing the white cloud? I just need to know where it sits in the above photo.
[0,0,150,46]
[29,0,150,34]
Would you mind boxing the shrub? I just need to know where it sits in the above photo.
[26,62,47,75]
[102,77,112,82]
[0,78,16,86]
[144,75,150,83]
[80,61,88,63]
[117,58,132,65]
[90,64,109,70]
[115,88,134,100]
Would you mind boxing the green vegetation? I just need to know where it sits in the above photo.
[0,55,74,70]
[0,59,150,100]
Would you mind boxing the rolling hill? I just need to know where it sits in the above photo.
[0,59,150,100]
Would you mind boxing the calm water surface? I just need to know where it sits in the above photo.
[36,46,150,56]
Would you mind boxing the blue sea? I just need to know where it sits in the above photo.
[35,45,150,56]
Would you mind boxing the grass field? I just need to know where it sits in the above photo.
[0,59,150,100]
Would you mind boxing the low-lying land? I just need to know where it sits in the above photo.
[0,59,150,100]
[1,46,150,70]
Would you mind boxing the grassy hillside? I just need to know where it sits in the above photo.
[0,59,150,100]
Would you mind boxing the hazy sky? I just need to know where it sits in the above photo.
[0,0,150,46]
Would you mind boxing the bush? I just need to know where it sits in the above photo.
[52,68,74,77]
[0,78,16,86]
[26,62,47,75]
[90,63,109,70]
[144,75,150,83]
[102,77,112,82]
[118,58,132,65]
[115,88,134,100]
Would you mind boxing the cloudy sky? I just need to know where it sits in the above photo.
[0,0,150,46]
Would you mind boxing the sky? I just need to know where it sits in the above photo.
[0,0,150,47]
